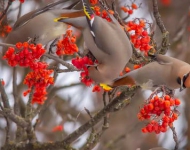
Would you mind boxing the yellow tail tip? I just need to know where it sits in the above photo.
[100,83,113,91]
[54,17,68,22]
[54,18,60,22]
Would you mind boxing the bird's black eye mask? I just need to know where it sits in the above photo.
[177,72,190,91]
[87,65,98,70]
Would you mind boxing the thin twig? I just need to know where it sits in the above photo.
[0,42,15,48]
[170,126,178,150]
[0,0,12,22]
[152,0,170,54]
[13,67,20,115]
[0,102,10,144]
[0,79,11,109]
[4,115,10,144]
[17,2,22,20]
[44,54,78,71]
[25,86,34,120]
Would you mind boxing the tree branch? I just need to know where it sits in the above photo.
[1,86,140,150]
[152,0,170,54]
[0,79,11,109]
[0,0,12,22]
[44,54,78,71]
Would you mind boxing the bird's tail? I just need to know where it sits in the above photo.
[54,9,87,29]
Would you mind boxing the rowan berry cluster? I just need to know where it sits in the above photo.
[23,63,54,104]
[56,30,78,56]
[72,56,94,86]
[0,24,12,37]
[138,95,181,134]
[3,42,54,104]
[93,6,113,22]
[121,3,138,15]
[11,0,25,3]
[126,19,151,54]
[89,0,98,5]
[3,42,45,67]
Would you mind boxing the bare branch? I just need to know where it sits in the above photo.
[3,108,28,128]
[13,67,20,115]
[0,0,12,22]
[152,0,170,54]
[170,126,179,150]
[0,79,11,109]
[1,86,140,150]
[44,54,78,71]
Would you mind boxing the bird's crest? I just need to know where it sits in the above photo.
[81,0,96,38]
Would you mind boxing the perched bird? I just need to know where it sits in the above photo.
[112,54,190,91]
[4,0,80,47]
[55,0,133,84]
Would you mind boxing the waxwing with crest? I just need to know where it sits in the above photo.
[112,54,190,91]
[55,0,132,84]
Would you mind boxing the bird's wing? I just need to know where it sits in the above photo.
[154,54,173,65]
[13,0,79,30]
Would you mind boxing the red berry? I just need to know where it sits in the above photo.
[142,30,148,36]
[131,3,138,9]
[164,95,170,100]
[175,99,181,105]
[128,9,133,14]
[164,101,170,108]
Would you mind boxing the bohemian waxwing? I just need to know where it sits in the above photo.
[55,0,133,84]
[112,54,190,91]
[4,0,81,47]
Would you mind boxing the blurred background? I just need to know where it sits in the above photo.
[0,0,190,150]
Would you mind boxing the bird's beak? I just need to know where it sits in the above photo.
[180,86,184,92]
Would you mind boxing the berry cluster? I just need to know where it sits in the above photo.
[138,95,181,134]
[24,64,54,104]
[3,42,54,105]
[93,6,113,22]
[3,42,45,67]
[11,0,25,3]
[56,30,78,56]
[121,3,138,15]
[72,56,94,86]
[0,24,12,37]
[89,0,98,5]
[126,20,152,54]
